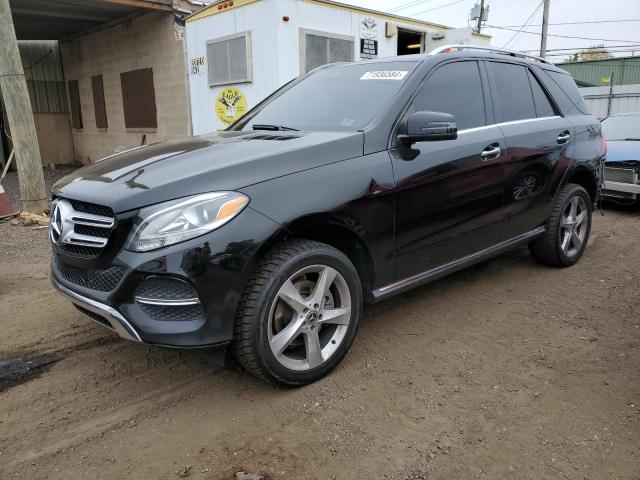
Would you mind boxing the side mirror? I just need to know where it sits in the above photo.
[398,111,457,145]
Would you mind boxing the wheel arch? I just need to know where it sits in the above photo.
[564,165,598,204]
[251,214,377,298]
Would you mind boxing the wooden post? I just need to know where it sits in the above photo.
[0,0,48,213]
[539,0,551,58]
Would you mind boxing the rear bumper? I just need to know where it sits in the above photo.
[52,275,143,343]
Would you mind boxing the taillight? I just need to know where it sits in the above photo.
[601,134,607,157]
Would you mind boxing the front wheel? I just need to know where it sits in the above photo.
[232,239,362,386]
[529,183,592,267]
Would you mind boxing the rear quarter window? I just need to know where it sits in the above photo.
[541,69,591,115]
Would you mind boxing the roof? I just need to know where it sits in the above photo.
[186,0,491,40]
[10,0,173,40]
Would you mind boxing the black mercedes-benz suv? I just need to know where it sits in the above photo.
[51,46,604,385]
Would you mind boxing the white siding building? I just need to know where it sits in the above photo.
[185,0,490,134]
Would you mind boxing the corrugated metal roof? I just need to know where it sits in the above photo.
[10,0,172,40]
[557,56,640,87]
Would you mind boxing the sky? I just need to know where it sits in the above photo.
[346,0,640,61]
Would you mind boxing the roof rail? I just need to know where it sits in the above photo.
[428,44,553,65]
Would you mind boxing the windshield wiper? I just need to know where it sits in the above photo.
[252,124,299,131]
[624,138,640,141]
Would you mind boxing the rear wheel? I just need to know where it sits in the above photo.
[529,183,592,267]
[232,239,362,386]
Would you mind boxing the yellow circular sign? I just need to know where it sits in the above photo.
[215,87,247,125]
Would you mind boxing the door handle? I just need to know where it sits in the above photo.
[481,144,501,161]
[557,131,571,144]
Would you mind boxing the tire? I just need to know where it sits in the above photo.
[529,183,592,267]
[232,239,363,386]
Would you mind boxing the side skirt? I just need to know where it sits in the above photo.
[371,227,545,302]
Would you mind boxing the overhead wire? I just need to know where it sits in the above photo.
[502,0,544,48]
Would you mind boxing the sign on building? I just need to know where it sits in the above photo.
[360,17,378,60]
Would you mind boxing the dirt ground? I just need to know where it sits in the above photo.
[0,204,638,480]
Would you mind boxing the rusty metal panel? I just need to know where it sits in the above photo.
[67,79,82,129]
[120,68,157,129]
[91,74,108,129]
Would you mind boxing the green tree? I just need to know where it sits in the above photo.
[567,44,612,62]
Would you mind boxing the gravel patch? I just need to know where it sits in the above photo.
[1,167,78,211]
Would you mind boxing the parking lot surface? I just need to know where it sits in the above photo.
[1,207,638,479]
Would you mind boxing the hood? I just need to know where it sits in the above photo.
[605,139,640,166]
[53,130,363,213]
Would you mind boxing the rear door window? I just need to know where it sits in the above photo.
[410,61,486,130]
[544,70,591,115]
[527,70,556,118]
[489,62,537,122]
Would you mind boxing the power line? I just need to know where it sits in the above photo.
[488,25,640,44]
[519,45,640,53]
[387,0,435,13]
[496,19,640,28]
[503,1,544,48]
[411,0,465,16]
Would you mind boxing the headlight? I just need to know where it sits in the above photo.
[125,192,249,252]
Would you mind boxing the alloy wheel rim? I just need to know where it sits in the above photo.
[267,264,352,371]
[560,196,588,258]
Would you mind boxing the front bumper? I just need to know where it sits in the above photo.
[52,275,143,343]
[50,206,283,348]
[603,180,640,195]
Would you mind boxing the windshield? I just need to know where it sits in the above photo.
[232,61,418,132]
[601,114,640,140]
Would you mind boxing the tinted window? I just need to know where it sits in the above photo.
[490,62,536,122]
[537,69,579,115]
[411,61,485,130]
[527,70,555,118]
[545,70,591,115]
[234,61,417,132]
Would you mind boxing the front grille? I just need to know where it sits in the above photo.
[60,245,104,257]
[134,277,198,302]
[140,303,206,322]
[74,224,111,238]
[604,167,636,184]
[52,198,115,258]
[54,256,125,292]
[69,199,113,217]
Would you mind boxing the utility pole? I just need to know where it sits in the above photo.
[539,0,551,58]
[0,0,47,213]
[476,0,485,34]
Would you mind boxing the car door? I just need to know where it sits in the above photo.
[390,60,510,281]
[485,60,574,240]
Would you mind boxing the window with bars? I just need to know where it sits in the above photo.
[300,29,354,74]
[207,32,252,86]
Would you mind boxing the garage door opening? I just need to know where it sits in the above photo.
[397,28,423,55]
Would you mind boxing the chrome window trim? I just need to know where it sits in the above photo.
[458,115,561,134]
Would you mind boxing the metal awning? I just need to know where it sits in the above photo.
[10,0,173,40]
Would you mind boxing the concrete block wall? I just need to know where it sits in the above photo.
[60,12,191,163]
[33,113,75,166]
